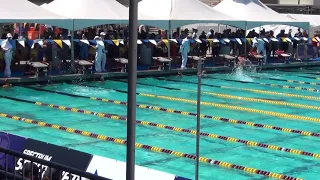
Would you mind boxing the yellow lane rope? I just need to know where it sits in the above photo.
[0,112,302,180]
[138,93,320,123]
[31,101,320,160]
[16,86,320,138]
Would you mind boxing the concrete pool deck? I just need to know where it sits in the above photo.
[1,61,320,84]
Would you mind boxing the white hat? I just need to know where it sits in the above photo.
[100,32,106,36]
[6,33,12,38]
[94,36,100,40]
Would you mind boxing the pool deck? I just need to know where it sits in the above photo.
[1,61,320,84]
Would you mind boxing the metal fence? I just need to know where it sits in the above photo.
[0,146,110,180]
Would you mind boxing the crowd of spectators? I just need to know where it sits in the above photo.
[0,23,318,75]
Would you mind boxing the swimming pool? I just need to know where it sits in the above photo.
[1,67,320,179]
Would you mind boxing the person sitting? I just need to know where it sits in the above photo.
[2,79,12,89]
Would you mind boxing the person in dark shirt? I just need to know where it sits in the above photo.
[199,31,207,56]
[287,29,293,38]
[295,28,302,37]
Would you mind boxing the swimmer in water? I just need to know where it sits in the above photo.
[2,79,12,89]
[100,75,105,82]
[177,71,182,77]
[201,70,208,77]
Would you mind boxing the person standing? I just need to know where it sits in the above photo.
[2,33,13,77]
[253,37,266,63]
[192,29,198,39]
[179,35,191,69]
[100,32,107,72]
[80,34,89,60]
[93,36,103,72]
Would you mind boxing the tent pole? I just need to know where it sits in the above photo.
[126,0,138,179]
[71,20,75,73]
[71,22,75,61]
[195,56,202,180]
[167,22,171,65]
[244,22,247,59]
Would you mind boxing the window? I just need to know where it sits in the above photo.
[260,0,279,4]
[278,0,314,5]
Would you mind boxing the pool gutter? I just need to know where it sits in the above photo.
[1,61,320,85]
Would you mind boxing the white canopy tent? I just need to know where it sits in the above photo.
[0,0,72,30]
[248,14,320,37]
[40,3,48,7]
[43,0,166,30]
[138,0,246,30]
[286,14,320,28]
[248,25,299,37]
[214,0,309,30]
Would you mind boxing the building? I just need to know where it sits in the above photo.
[263,0,320,14]
[28,0,320,14]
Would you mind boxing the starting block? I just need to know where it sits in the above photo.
[27,62,48,77]
[279,53,291,64]
[219,55,237,67]
[114,58,128,72]
[254,55,264,66]
[188,56,206,68]
[75,60,93,74]
[153,57,171,70]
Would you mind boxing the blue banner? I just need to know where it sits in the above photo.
[16,138,93,179]
[297,43,313,59]
[0,132,27,169]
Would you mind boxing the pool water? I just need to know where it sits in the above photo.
[1,68,320,179]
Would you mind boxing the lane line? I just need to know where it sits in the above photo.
[298,75,320,80]
[105,79,320,111]
[19,86,320,138]
[0,113,302,179]
[249,75,320,86]
[277,69,320,76]
[3,93,320,160]
[153,77,320,101]
[191,76,320,93]
[137,92,320,123]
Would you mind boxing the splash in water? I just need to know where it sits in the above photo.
[232,61,255,82]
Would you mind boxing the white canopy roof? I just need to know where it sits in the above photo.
[40,3,48,7]
[286,14,320,28]
[138,0,246,30]
[214,0,309,30]
[248,14,320,37]
[44,0,166,30]
[0,0,72,29]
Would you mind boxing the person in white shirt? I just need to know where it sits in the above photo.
[252,37,267,63]
[180,35,191,69]
[93,36,103,72]
[100,32,107,72]
[3,33,13,77]
[206,29,214,38]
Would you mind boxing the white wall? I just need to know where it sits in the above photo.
[278,0,314,5]
[314,0,320,5]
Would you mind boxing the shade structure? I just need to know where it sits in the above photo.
[44,0,166,30]
[138,0,246,30]
[40,3,48,7]
[248,14,320,36]
[214,0,309,30]
[286,14,320,28]
[0,0,72,30]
